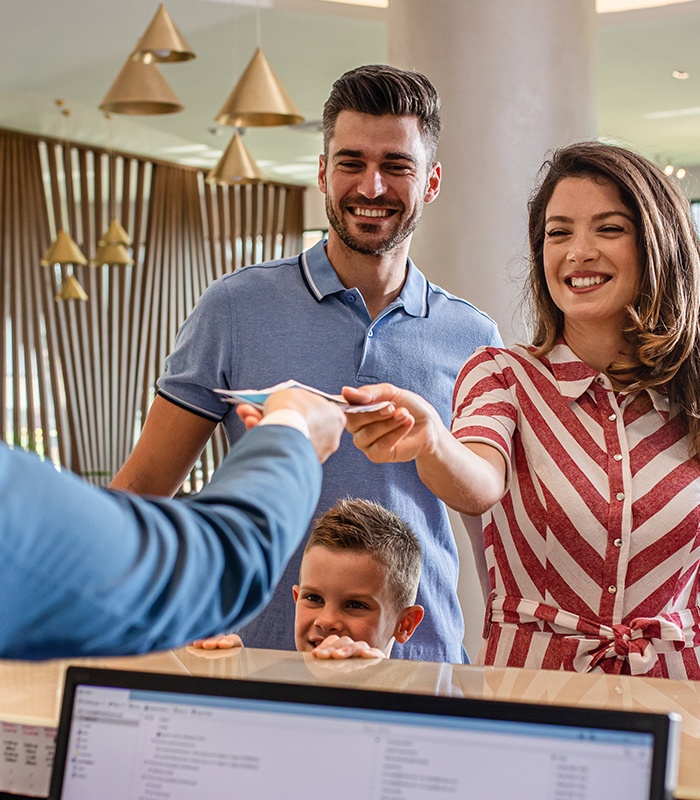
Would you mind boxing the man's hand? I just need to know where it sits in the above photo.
[260,389,346,463]
[342,384,441,464]
[311,634,387,660]
[191,633,244,650]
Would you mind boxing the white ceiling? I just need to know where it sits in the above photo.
[2,0,700,187]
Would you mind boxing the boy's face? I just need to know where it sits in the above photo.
[293,546,405,656]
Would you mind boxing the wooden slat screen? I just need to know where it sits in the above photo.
[1,127,305,491]
[0,130,61,464]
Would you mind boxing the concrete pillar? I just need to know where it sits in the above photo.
[389,0,597,345]
[388,0,597,659]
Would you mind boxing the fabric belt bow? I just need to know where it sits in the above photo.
[488,594,688,676]
[572,618,686,675]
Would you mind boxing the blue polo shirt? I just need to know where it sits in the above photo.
[158,239,501,663]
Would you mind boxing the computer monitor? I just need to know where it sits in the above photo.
[49,665,680,800]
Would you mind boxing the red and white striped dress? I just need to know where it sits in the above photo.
[451,343,700,678]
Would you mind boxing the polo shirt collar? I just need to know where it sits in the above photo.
[300,239,428,318]
[400,258,429,317]
[546,341,670,415]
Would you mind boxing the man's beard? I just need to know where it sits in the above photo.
[325,196,422,256]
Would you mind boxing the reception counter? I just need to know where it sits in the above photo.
[1,647,699,798]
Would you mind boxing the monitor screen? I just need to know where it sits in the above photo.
[51,668,677,800]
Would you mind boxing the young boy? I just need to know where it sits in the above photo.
[194,498,424,659]
[294,497,424,659]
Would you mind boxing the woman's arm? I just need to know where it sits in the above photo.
[343,384,507,516]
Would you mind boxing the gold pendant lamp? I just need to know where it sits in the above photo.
[215,46,304,128]
[131,3,195,63]
[98,4,193,115]
[210,5,303,184]
[206,131,265,185]
[41,232,89,302]
[99,55,183,115]
[55,274,88,302]
[100,219,132,246]
[92,116,135,267]
[92,218,134,267]
[40,229,88,267]
[42,101,89,301]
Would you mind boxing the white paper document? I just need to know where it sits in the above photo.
[215,380,390,414]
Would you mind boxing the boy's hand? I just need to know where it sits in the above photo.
[311,634,386,660]
[191,633,244,650]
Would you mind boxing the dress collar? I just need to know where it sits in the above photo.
[530,341,670,415]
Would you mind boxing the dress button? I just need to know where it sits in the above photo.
[608,585,617,594]
[614,538,622,547]
[615,492,625,501]
[608,413,617,421]
[347,293,355,302]
[613,454,623,461]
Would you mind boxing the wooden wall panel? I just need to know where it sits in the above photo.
[1,128,305,493]
[0,130,61,464]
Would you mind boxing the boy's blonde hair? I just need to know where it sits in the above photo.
[303,498,422,610]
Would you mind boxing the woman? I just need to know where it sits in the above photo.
[343,141,700,678]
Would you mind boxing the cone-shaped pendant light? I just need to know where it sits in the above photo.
[206,132,265,185]
[92,242,134,267]
[93,218,134,266]
[40,229,88,266]
[132,3,195,63]
[215,47,303,128]
[99,219,132,247]
[99,56,183,115]
[44,104,89,270]
[56,275,88,302]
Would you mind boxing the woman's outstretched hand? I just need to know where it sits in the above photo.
[342,384,442,464]
[344,383,507,516]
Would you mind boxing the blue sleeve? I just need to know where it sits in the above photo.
[0,426,321,660]
[157,277,237,421]
[490,324,504,348]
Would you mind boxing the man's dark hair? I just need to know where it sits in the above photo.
[322,64,441,165]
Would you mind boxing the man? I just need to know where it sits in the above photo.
[111,64,501,663]
[0,390,345,659]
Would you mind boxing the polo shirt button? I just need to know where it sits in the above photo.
[613,454,622,461]
[616,492,625,501]
[608,585,617,594]
[347,293,356,302]
[608,413,617,421]
[368,330,374,338]
[614,538,622,547]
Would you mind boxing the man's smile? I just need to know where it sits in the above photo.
[352,207,391,218]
